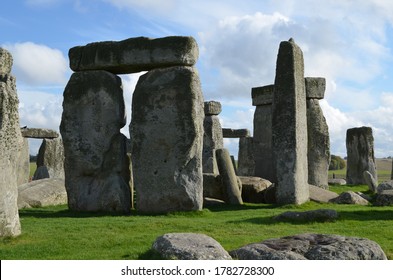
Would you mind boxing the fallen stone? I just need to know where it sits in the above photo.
[204,100,222,116]
[377,180,393,194]
[69,36,199,74]
[309,184,338,203]
[230,233,387,260]
[328,178,346,185]
[363,170,377,193]
[152,233,232,260]
[21,128,59,139]
[329,191,369,205]
[222,128,250,138]
[274,209,338,222]
[374,190,393,206]
[239,176,272,203]
[0,48,13,75]
[18,178,67,209]
[130,66,204,213]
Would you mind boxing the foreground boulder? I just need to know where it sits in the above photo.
[375,190,393,206]
[329,191,369,205]
[152,233,232,260]
[18,178,67,209]
[230,233,387,260]
[309,184,338,203]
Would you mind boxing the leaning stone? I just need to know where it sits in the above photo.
[21,128,59,139]
[239,176,272,203]
[346,126,377,184]
[251,84,274,106]
[0,64,22,237]
[222,128,250,138]
[274,209,338,222]
[152,233,232,260]
[204,101,222,116]
[130,66,204,213]
[215,149,243,205]
[328,178,346,185]
[272,38,309,204]
[329,191,369,205]
[69,36,199,74]
[363,171,377,193]
[237,136,255,176]
[374,190,393,206]
[230,233,387,260]
[32,166,50,180]
[376,180,393,194]
[309,184,338,203]
[36,138,64,179]
[60,70,131,213]
[0,48,13,75]
[304,77,325,99]
[18,178,67,209]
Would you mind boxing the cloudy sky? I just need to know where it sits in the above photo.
[1,0,393,158]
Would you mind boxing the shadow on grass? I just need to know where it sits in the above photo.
[336,209,393,221]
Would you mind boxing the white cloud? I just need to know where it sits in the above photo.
[3,42,69,86]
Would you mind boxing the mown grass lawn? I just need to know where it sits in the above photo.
[1,187,393,260]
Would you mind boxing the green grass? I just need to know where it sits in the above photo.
[29,162,37,179]
[1,199,393,260]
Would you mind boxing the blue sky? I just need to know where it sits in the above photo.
[1,0,393,158]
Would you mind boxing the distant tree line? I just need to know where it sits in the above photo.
[329,155,346,170]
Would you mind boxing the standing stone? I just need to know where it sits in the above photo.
[237,136,255,176]
[0,48,22,236]
[215,148,243,205]
[130,66,204,213]
[17,138,30,185]
[346,127,377,185]
[306,77,330,188]
[252,85,275,181]
[60,70,131,213]
[272,39,309,205]
[203,101,223,174]
[35,138,65,179]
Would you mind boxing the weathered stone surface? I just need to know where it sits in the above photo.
[36,138,64,179]
[69,36,199,74]
[272,39,309,204]
[17,138,30,185]
[377,180,393,194]
[204,100,222,116]
[264,184,277,204]
[253,104,275,181]
[60,70,131,213]
[251,84,274,106]
[309,184,338,203]
[328,178,347,185]
[0,62,22,237]
[307,99,330,188]
[130,66,203,213]
[240,176,272,203]
[153,233,232,260]
[374,190,393,206]
[274,209,338,222]
[216,149,243,205]
[346,126,377,184]
[0,48,13,75]
[203,115,223,174]
[230,233,387,260]
[33,166,50,180]
[363,170,377,193]
[203,173,224,200]
[18,178,67,209]
[237,136,255,176]
[329,191,369,205]
[222,128,250,138]
[21,128,59,139]
[304,77,326,99]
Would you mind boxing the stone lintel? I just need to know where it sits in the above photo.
[251,84,274,106]
[21,128,59,139]
[222,128,250,138]
[204,101,222,116]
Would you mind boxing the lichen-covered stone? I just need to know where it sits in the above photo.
[130,66,204,213]
[21,128,59,139]
[36,138,65,179]
[69,36,199,74]
[204,101,222,116]
[0,48,13,75]
[203,115,223,174]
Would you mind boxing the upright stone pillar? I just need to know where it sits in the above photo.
[0,48,22,236]
[203,101,223,174]
[272,39,309,205]
[252,84,275,181]
[36,138,65,179]
[237,136,255,176]
[60,70,131,213]
[346,126,377,184]
[130,66,204,213]
[305,77,330,188]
